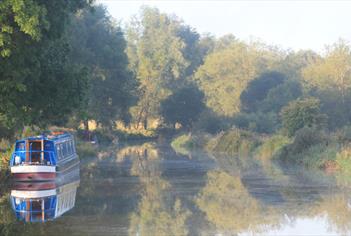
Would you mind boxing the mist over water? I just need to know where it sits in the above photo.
[1,142,351,236]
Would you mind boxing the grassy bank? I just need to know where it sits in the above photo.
[275,127,351,174]
[170,126,351,177]
[254,135,291,160]
[205,128,261,156]
[171,133,210,155]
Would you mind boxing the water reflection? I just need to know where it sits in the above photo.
[1,143,351,235]
[10,168,80,223]
[122,144,191,236]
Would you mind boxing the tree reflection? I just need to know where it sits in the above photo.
[123,143,191,236]
[196,170,281,234]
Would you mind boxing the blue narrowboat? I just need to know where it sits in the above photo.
[10,132,79,181]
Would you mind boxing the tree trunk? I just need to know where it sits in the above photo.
[83,119,89,132]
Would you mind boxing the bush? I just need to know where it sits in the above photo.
[0,139,11,152]
[255,135,291,159]
[290,127,327,154]
[281,97,327,137]
[278,127,329,164]
[206,128,261,156]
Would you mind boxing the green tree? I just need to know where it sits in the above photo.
[281,98,327,137]
[126,7,189,129]
[0,0,90,57]
[261,79,302,113]
[240,71,287,113]
[161,85,205,128]
[0,0,91,132]
[194,36,280,117]
[278,50,320,79]
[67,6,136,129]
[303,39,351,102]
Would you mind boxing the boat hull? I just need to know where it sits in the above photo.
[11,156,80,182]
[11,165,56,181]
[12,172,56,181]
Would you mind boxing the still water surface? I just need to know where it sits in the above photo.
[1,142,351,236]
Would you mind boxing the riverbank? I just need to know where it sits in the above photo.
[171,126,351,176]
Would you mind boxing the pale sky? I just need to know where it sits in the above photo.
[98,0,351,52]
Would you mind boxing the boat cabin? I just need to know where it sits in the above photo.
[10,132,77,167]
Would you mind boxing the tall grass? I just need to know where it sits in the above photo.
[206,128,261,156]
[0,139,12,170]
[255,135,291,160]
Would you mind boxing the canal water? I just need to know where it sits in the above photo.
[1,142,351,235]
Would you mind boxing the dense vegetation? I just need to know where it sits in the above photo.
[1,3,351,174]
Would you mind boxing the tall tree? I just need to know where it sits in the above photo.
[0,0,91,131]
[240,71,287,113]
[126,7,190,129]
[194,36,259,116]
[303,39,351,102]
[68,6,136,129]
[302,39,351,128]
[160,85,205,128]
[0,0,90,57]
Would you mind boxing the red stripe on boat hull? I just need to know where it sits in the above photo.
[13,181,56,190]
[13,172,56,181]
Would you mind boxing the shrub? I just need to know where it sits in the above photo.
[281,97,327,137]
[290,127,327,154]
[278,127,329,164]
[255,135,291,159]
[206,128,261,156]
[0,144,14,170]
[0,139,11,152]
[171,133,210,155]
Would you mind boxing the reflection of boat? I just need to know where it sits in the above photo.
[10,132,79,181]
[10,169,80,223]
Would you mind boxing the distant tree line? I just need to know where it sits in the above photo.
[1,3,351,139]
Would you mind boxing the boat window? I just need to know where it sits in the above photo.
[67,142,70,155]
[60,143,64,158]
[31,200,42,211]
[69,141,73,155]
[64,142,68,156]
[16,142,25,151]
[62,142,66,157]
[72,140,76,154]
[56,145,61,160]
